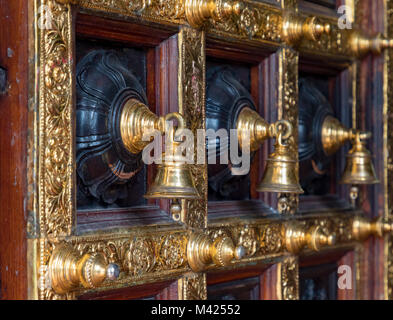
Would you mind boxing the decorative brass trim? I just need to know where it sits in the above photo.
[278,256,299,300]
[277,46,299,214]
[185,0,243,28]
[285,223,335,254]
[187,232,245,272]
[178,26,207,229]
[74,0,385,59]
[177,26,208,299]
[38,0,75,238]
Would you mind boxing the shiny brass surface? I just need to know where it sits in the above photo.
[120,98,200,200]
[49,245,120,294]
[340,132,379,185]
[321,116,355,156]
[236,107,303,194]
[185,0,242,28]
[144,113,200,200]
[257,130,304,194]
[352,216,393,241]
[187,233,245,272]
[320,116,379,185]
[120,99,164,154]
[237,107,273,152]
[351,32,393,57]
[285,223,336,254]
[282,14,330,45]
[145,159,200,200]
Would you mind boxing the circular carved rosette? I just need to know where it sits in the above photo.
[298,78,335,195]
[206,67,257,200]
[76,50,148,204]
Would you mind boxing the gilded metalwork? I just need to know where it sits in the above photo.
[278,256,299,300]
[178,27,207,229]
[49,244,120,294]
[340,133,379,185]
[38,0,74,238]
[236,107,303,194]
[185,0,242,28]
[258,130,304,194]
[282,14,330,45]
[187,232,245,272]
[285,222,335,254]
[177,26,207,299]
[350,32,393,57]
[352,216,393,242]
[178,274,207,300]
[120,98,200,202]
[277,47,299,214]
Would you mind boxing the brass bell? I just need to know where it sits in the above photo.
[257,129,304,194]
[145,118,200,200]
[144,153,200,200]
[340,133,379,185]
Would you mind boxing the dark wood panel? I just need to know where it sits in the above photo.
[0,0,28,300]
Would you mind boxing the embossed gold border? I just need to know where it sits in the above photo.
[75,0,356,59]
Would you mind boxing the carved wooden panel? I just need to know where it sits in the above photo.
[206,63,254,201]
[76,47,148,209]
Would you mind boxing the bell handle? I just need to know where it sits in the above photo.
[163,112,186,143]
[269,120,293,147]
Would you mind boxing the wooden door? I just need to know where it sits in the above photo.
[1,0,393,300]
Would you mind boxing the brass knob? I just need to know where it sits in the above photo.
[49,245,120,294]
[282,14,330,45]
[352,216,393,241]
[187,233,245,272]
[351,32,393,57]
[285,223,336,254]
[185,0,242,28]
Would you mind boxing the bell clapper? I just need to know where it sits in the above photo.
[170,199,182,222]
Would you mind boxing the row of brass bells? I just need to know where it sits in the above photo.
[257,122,304,194]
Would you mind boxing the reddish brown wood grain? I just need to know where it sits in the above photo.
[0,0,29,300]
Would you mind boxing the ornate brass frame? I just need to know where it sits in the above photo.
[29,0,393,300]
